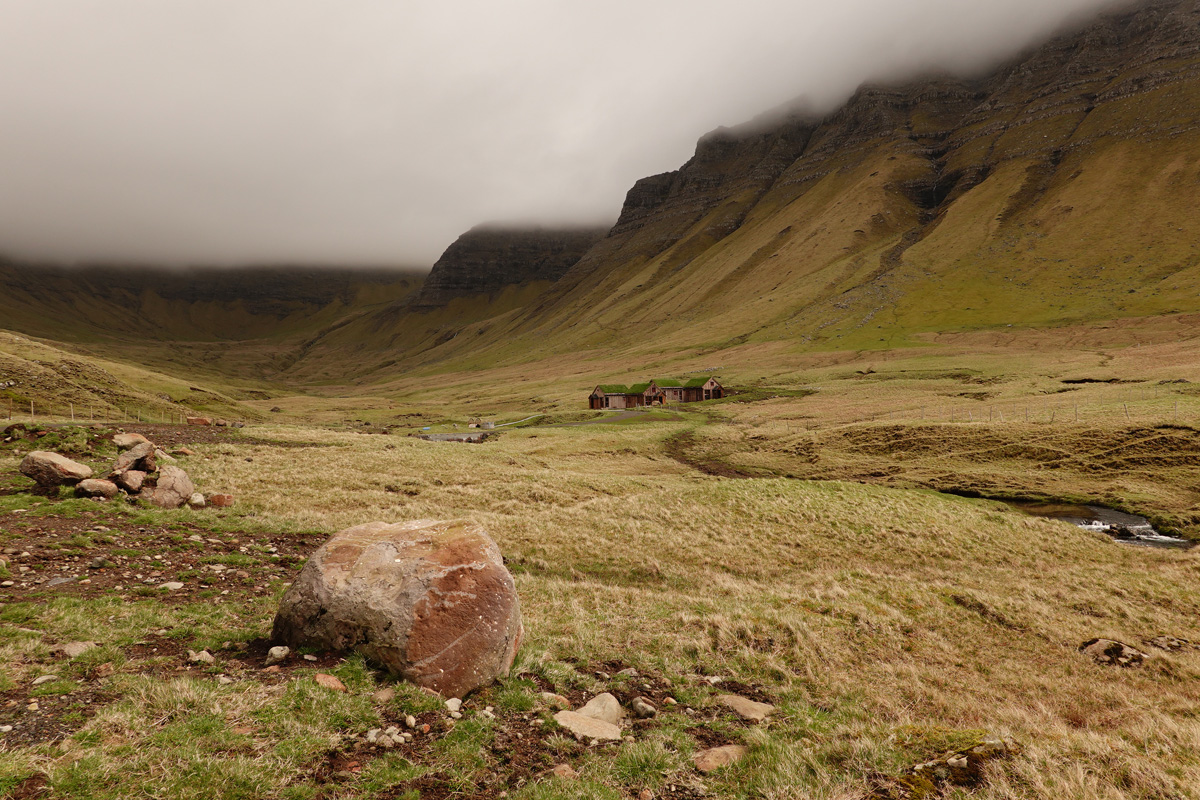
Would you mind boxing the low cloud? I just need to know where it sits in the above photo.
[0,0,1126,267]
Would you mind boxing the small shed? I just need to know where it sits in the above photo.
[590,385,630,410]
[681,377,723,403]
[652,379,685,403]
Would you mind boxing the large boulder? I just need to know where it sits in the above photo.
[19,451,93,488]
[272,519,523,698]
[143,465,195,509]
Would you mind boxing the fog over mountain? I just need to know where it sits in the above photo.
[0,0,1130,267]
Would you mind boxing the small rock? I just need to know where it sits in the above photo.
[26,701,39,712]
[631,697,657,719]
[540,692,570,709]
[616,667,638,677]
[1080,639,1148,667]
[663,697,678,706]
[187,493,206,509]
[263,665,282,674]
[717,694,776,723]
[112,433,150,450]
[75,479,119,499]
[188,649,216,665]
[373,687,396,704]
[450,710,462,719]
[366,728,380,743]
[405,714,417,729]
[693,744,747,773]
[553,710,621,741]
[577,692,623,725]
[160,582,185,591]
[218,676,234,685]
[639,790,654,800]
[1,581,13,588]
[54,641,97,659]
[265,645,290,666]
[385,726,400,736]
[445,698,463,712]
[89,557,112,570]
[32,675,58,686]
[0,725,13,733]
[208,494,235,507]
[303,654,318,662]
[550,764,578,780]
[377,734,395,748]
[315,673,347,692]
[1147,635,1192,651]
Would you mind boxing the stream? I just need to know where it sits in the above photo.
[1003,500,1193,549]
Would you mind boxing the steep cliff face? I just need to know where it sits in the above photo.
[500,0,1200,354]
[410,225,608,309]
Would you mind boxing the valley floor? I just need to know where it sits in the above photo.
[1,399,1199,798]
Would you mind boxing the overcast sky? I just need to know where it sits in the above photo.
[0,0,1126,268]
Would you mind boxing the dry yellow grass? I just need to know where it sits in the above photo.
[155,416,1200,798]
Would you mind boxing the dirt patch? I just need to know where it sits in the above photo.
[0,507,323,606]
[0,685,117,748]
[664,430,759,479]
[8,773,50,800]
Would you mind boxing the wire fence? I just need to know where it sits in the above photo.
[3,399,219,427]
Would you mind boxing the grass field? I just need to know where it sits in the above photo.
[3,372,1200,798]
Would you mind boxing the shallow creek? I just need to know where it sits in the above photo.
[1003,500,1193,549]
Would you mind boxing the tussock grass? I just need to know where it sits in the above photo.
[4,385,1200,796]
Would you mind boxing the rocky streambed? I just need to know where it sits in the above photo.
[1003,500,1193,549]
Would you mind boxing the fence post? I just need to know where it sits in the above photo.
[30,401,34,423]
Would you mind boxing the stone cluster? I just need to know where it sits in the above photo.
[17,432,232,509]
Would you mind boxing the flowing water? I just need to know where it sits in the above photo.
[1003,500,1193,549]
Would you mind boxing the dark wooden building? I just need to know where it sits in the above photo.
[589,377,722,408]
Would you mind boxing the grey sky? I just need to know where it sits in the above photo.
[0,0,1125,267]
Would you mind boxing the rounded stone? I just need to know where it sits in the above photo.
[75,479,119,499]
[270,519,523,698]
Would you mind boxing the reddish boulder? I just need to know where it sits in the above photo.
[208,493,235,508]
[19,451,93,488]
[271,519,523,698]
[186,417,213,426]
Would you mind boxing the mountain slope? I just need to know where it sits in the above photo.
[3,0,1200,390]
[393,0,1200,367]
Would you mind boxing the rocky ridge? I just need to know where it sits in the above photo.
[410,225,608,309]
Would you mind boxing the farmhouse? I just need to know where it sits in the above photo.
[588,377,722,409]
